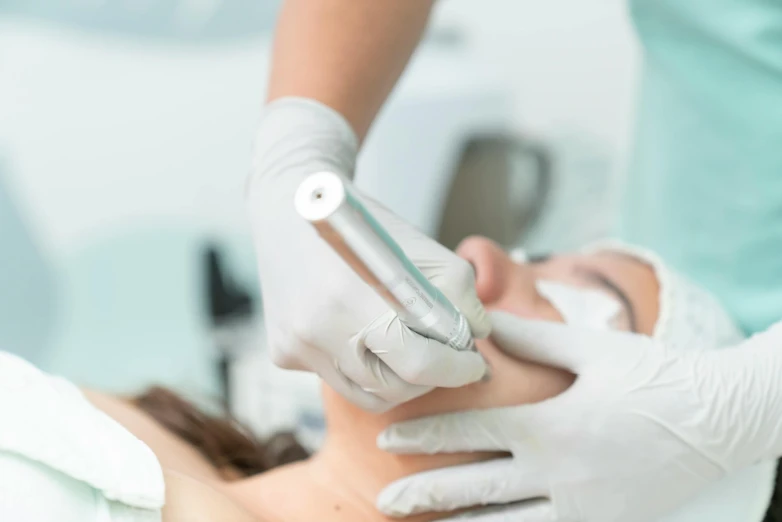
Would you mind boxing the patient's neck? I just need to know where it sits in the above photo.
[227,387,482,521]
[227,342,574,522]
[316,386,492,512]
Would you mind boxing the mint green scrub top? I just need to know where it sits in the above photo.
[621,0,782,334]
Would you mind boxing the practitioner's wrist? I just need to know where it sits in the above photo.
[250,97,358,186]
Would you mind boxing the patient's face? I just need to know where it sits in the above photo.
[225,237,664,522]
[456,236,658,336]
[366,237,660,424]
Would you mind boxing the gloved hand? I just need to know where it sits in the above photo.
[376,312,782,521]
[247,97,490,412]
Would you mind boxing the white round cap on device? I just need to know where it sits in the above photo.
[294,171,348,223]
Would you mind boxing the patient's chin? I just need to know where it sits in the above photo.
[390,339,575,421]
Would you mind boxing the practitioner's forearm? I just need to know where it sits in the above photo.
[268,0,435,141]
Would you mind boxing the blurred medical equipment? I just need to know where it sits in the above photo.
[205,244,254,411]
[437,134,550,251]
[296,172,476,354]
[438,132,615,254]
[44,227,222,397]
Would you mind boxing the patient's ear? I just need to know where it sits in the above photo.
[162,470,258,522]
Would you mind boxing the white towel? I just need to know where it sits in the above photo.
[0,352,165,521]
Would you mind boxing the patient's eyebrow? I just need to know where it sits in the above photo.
[576,268,638,333]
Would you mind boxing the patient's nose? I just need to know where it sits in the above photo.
[456,236,533,304]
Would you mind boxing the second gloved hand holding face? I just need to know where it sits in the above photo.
[377,241,782,522]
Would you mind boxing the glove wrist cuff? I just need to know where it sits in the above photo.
[247,97,359,206]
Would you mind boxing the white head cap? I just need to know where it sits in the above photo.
[583,240,745,351]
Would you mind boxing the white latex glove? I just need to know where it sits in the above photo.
[376,312,782,521]
[247,98,490,412]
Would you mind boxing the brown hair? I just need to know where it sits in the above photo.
[133,387,309,479]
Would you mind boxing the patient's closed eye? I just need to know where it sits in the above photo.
[574,266,637,333]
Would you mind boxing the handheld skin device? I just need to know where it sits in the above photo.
[294,171,476,354]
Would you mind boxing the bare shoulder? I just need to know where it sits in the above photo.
[162,470,260,522]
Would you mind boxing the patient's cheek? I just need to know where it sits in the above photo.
[397,341,575,421]
[478,340,576,408]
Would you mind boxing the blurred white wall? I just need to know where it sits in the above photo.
[433,0,640,160]
[429,0,641,251]
[0,23,269,256]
